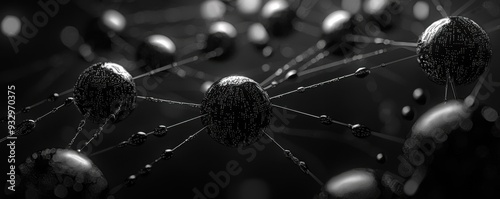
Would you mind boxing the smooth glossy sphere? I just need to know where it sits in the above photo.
[18,148,108,199]
[248,23,270,47]
[401,105,415,120]
[411,100,469,137]
[412,88,426,105]
[376,153,386,164]
[200,0,226,21]
[416,16,492,85]
[83,10,126,50]
[136,34,176,70]
[73,62,136,124]
[321,10,357,54]
[261,0,295,36]
[201,76,272,147]
[326,168,381,199]
[363,0,402,29]
[204,21,237,58]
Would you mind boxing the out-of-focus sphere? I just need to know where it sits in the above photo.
[201,76,272,147]
[209,21,237,38]
[204,21,237,57]
[412,100,469,137]
[136,34,176,70]
[322,10,353,48]
[237,0,262,15]
[200,81,214,93]
[248,23,269,46]
[60,26,80,49]
[363,0,390,15]
[200,0,226,21]
[416,16,492,85]
[412,88,426,105]
[261,0,295,36]
[1,15,21,36]
[326,168,381,199]
[73,62,136,124]
[19,148,108,199]
[413,1,429,21]
[102,9,126,32]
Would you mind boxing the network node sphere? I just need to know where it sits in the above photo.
[18,148,108,199]
[416,16,492,85]
[201,76,272,147]
[73,62,136,124]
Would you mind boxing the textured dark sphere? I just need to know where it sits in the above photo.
[201,76,272,147]
[18,148,108,199]
[73,62,136,124]
[416,16,492,85]
[136,34,176,71]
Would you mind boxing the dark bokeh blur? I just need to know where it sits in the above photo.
[1,0,500,198]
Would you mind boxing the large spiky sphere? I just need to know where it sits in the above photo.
[416,16,492,85]
[201,76,272,147]
[73,62,136,124]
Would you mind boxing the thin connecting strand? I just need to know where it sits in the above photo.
[272,104,319,119]
[432,0,449,18]
[444,75,449,102]
[35,103,68,122]
[117,126,210,190]
[1,88,74,122]
[67,113,89,148]
[345,35,418,47]
[298,48,390,77]
[264,131,324,186]
[78,115,114,152]
[487,25,500,34]
[371,131,405,144]
[470,68,490,99]
[447,72,457,99]
[272,54,418,100]
[451,0,476,16]
[293,21,322,37]
[147,114,207,134]
[369,54,418,70]
[133,50,220,80]
[90,114,207,157]
[172,126,208,151]
[260,41,327,87]
[137,96,201,108]
[271,104,350,127]
[270,73,355,100]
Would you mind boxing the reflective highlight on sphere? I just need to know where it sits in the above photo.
[416,16,492,85]
[261,0,295,36]
[201,76,272,147]
[136,34,176,70]
[326,168,381,199]
[411,100,469,137]
[200,0,226,21]
[204,21,237,57]
[19,148,108,199]
[248,23,270,47]
[73,62,136,124]
[321,10,356,52]
[102,9,126,33]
